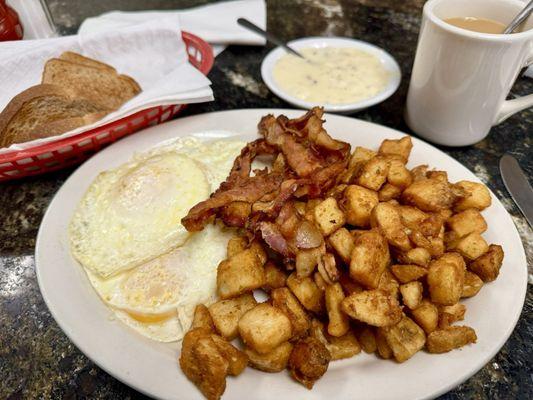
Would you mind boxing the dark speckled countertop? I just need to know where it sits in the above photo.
[1,0,532,399]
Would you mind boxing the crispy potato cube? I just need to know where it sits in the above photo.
[447,209,487,237]
[357,156,390,191]
[210,334,248,376]
[325,283,350,337]
[238,303,292,354]
[350,230,390,288]
[411,300,439,334]
[378,183,402,201]
[377,269,400,299]
[245,342,293,372]
[249,240,268,265]
[468,244,504,282]
[391,264,428,284]
[426,170,448,182]
[418,214,444,237]
[411,165,429,181]
[428,235,446,258]
[328,227,355,263]
[398,247,432,267]
[191,304,215,331]
[398,205,429,229]
[263,261,287,292]
[341,184,379,227]
[383,315,426,362]
[400,281,423,309]
[288,337,331,389]
[378,136,413,163]
[227,236,247,258]
[454,181,491,211]
[427,253,466,305]
[387,158,413,189]
[328,331,361,360]
[402,178,456,212]
[426,326,477,353]
[438,303,466,328]
[209,294,257,340]
[318,252,340,285]
[376,328,393,359]
[450,232,489,261]
[357,326,377,353]
[296,247,322,278]
[180,328,228,400]
[314,271,328,291]
[271,287,311,340]
[350,146,377,168]
[338,273,364,296]
[217,249,266,299]
[462,271,483,297]
[313,197,346,236]
[342,290,402,327]
[409,229,432,249]
[287,273,325,314]
[370,202,411,251]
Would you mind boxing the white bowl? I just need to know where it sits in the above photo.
[261,37,402,113]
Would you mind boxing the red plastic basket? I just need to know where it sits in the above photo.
[0,31,214,182]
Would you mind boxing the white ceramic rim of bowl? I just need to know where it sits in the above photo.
[261,37,402,112]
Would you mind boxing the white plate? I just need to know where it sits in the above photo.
[261,37,402,113]
[36,109,527,400]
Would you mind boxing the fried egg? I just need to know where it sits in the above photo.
[70,137,246,341]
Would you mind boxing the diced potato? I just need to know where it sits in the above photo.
[245,342,293,372]
[390,264,428,284]
[427,253,466,305]
[287,273,325,314]
[402,178,456,212]
[341,185,379,227]
[328,227,355,263]
[418,214,444,237]
[342,290,402,327]
[357,156,390,191]
[378,183,402,201]
[209,294,257,340]
[317,252,340,285]
[398,206,429,230]
[449,232,489,261]
[438,303,466,328]
[462,271,483,297]
[370,202,411,251]
[468,244,504,282]
[377,269,400,299]
[338,273,364,296]
[453,181,491,211]
[383,315,426,362]
[288,337,331,389]
[350,230,390,288]
[296,246,322,278]
[378,136,413,163]
[347,146,378,177]
[238,303,292,354]
[191,304,215,331]
[271,287,311,340]
[328,331,361,360]
[217,249,266,299]
[180,328,228,400]
[375,328,393,359]
[313,197,346,236]
[325,283,350,337]
[210,334,248,376]
[411,300,439,334]
[428,235,446,258]
[263,261,287,292]
[314,271,328,291]
[357,325,377,353]
[227,236,247,257]
[400,281,423,309]
[411,165,429,181]
[398,247,431,267]
[387,158,413,189]
[426,326,477,353]
[409,229,432,249]
[221,201,251,227]
[249,240,268,265]
[447,209,487,237]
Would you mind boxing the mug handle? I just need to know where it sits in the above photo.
[495,51,533,124]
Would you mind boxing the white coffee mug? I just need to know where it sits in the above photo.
[405,0,533,146]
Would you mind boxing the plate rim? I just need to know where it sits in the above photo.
[35,108,528,400]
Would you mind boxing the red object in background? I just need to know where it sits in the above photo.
[0,0,23,41]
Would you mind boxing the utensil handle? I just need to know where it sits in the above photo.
[495,50,533,124]
[237,18,302,58]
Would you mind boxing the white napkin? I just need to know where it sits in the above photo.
[79,0,267,56]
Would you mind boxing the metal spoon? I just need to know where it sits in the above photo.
[503,0,533,33]
[237,17,306,59]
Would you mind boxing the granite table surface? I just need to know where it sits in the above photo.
[1,0,532,399]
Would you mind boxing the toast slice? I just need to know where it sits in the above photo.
[42,58,141,110]
[0,84,108,148]
[59,51,117,73]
